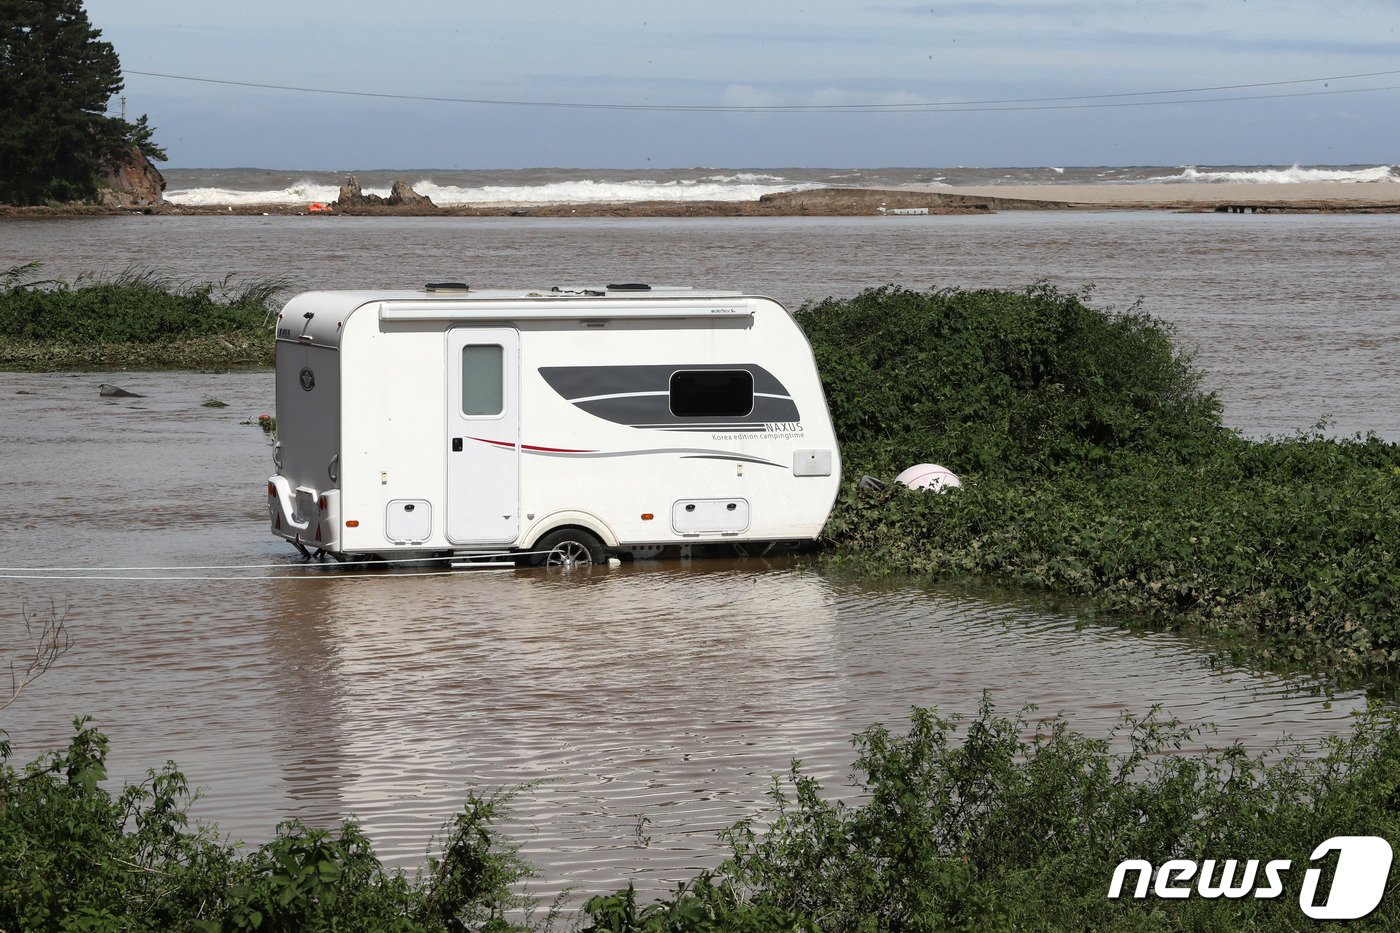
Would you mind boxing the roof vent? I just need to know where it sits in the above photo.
[607,283,651,291]
[425,282,470,292]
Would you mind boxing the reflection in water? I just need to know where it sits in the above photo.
[265,585,353,827]
[0,371,1372,900]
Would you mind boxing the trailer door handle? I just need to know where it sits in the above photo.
[452,438,463,452]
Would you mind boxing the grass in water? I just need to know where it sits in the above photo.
[0,263,283,370]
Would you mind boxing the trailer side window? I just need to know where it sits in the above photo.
[461,344,504,416]
[669,370,754,418]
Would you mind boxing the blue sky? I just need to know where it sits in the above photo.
[84,0,1400,169]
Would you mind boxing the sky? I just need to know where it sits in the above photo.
[83,0,1400,169]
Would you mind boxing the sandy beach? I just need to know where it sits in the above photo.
[917,181,1400,210]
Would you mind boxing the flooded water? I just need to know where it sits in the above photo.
[3,211,1398,439]
[0,371,1370,901]
[1,212,1394,901]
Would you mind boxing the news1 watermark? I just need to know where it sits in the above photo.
[1108,836,1393,920]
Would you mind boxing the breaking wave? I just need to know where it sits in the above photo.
[413,178,810,205]
[1160,165,1400,185]
[165,177,810,207]
[165,182,360,206]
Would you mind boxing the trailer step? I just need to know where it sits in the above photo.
[448,549,520,571]
[449,555,517,571]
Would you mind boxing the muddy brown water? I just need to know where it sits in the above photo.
[3,211,1398,439]
[0,212,1393,900]
[0,371,1371,901]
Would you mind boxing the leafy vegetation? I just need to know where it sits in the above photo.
[0,263,279,370]
[798,286,1400,681]
[0,0,166,205]
[586,698,1400,931]
[6,704,1399,930]
[0,719,541,932]
[799,284,1225,478]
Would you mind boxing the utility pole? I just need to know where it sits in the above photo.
[120,95,126,121]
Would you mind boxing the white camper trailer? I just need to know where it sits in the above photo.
[268,284,841,566]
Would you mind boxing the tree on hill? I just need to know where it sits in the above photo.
[0,0,166,205]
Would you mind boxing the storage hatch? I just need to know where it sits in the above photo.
[672,498,750,535]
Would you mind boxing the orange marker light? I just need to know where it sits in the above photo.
[641,513,654,521]
[267,482,276,496]
[345,520,359,528]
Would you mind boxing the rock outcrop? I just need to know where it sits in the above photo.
[334,175,375,207]
[389,179,431,207]
[332,176,435,210]
[98,148,166,208]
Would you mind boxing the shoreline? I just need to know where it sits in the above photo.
[4,181,1400,218]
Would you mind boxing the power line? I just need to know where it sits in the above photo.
[122,67,1400,114]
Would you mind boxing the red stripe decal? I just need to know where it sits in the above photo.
[466,436,598,454]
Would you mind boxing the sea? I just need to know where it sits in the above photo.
[159,163,1400,207]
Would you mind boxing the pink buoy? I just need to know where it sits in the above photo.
[894,463,962,492]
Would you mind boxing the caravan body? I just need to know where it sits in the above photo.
[268,285,841,562]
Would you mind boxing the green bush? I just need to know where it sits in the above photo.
[796,285,1224,479]
[0,264,280,345]
[0,719,537,932]
[800,287,1400,679]
[9,707,1400,931]
[586,698,1400,932]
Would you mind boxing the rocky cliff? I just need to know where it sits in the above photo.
[98,148,166,208]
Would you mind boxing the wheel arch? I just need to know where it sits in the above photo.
[520,511,619,550]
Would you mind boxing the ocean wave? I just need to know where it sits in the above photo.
[1161,165,1400,185]
[697,172,788,183]
[414,178,807,205]
[166,177,810,207]
[165,182,367,206]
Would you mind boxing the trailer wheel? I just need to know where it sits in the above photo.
[533,528,605,568]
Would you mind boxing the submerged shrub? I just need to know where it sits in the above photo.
[9,707,1400,931]
[797,285,1225,480]
[802,287,1400,679]
[586,698,1400,932]
[0,264,282,345]
[0,720,537,931]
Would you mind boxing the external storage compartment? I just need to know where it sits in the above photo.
[386,499,432,545]
[672,498,750,535]
[793,449,834,476]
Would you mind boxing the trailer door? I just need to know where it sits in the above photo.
[446,327,520,544]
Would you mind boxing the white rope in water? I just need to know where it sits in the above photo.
[0,567,516,583]
[0,549,570,582]
[0,551,517,573]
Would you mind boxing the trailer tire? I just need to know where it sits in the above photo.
[532,528,606,568]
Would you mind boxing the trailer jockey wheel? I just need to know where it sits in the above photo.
[534,529,605,568]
